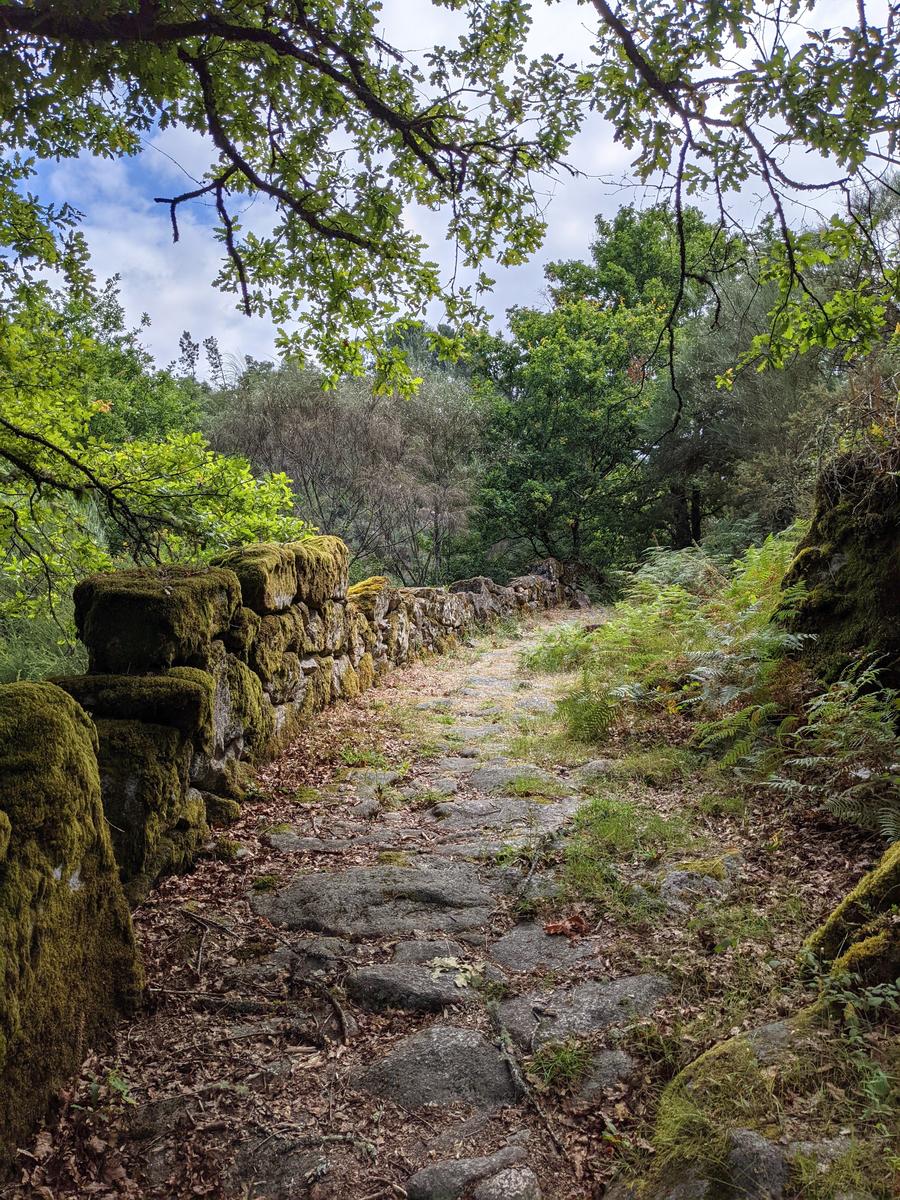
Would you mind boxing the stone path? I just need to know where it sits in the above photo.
[223,611,669,1200]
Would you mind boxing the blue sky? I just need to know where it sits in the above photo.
[33,0,860,372]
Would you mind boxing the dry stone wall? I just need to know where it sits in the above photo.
[55,538,582,901]
[0,683,142,1168]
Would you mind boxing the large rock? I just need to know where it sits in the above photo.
[0,682,142,1169]
[488,924,598,973]
[251,862,495,938]
[345,963,477,1011]
[499,976,670,1049]
[212,542,298,613]
[406,1145,527,1200]
[473,1167,541,1200]
[356,1026,520,1109]
[74,565,241,672]
[779,453,900,686]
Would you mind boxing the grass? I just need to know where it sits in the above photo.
[527,1040,593,1089]
[605,747,700,788]
[250,874,280,893]
[569,794,693,863]
[505,772,562,800]
[339,746,391,768]
[292,786,321,804]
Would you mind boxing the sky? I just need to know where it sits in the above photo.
[32,0,863,372]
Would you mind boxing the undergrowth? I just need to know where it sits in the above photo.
[528,528,900,839]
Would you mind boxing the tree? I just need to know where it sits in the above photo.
[472,297,656,575]
[210,357,484,584]
[0,0,581,383]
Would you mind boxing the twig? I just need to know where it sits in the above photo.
[179,907,238,937]
[487,1002,565,1153]
[258,921,351,1043]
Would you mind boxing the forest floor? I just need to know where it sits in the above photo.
[5,610,892,1200]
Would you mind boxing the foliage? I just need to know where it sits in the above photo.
[527,1040,593,1089]
[209,355,484,584]
[768,663,900,840]
[0,281,309,676]
[527,527,805,743]
[0,0,584,387]
[472,297,658,574]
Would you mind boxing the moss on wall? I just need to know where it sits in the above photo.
[212,543,298,614]
[348,575,392,623]
[55,669,216,753]
[93,718,203,900]
[780,455,900,685]
[223,605,261,660]
[74,566,241,673]
[290,536,349,607]
[0,683,141,1169]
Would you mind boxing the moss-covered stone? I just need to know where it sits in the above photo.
[74,566,241,673]
[0,682,141,1168]
[55,669,216,753]
[805,841,900,963]
[223,605,261,660]
[290,535,350,607]
[357,651,375,693]
[202,792,242,826]
[212,543,298,614]
[223,654,275,759]
[780,454,900,685]
[348,575,392,623]
[249,610,305,683]
[93,718,201,899]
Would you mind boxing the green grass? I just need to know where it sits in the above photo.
[570,794,693,862]
[339,746,390,768]
[527,1040,593,1089]
[606,747,699,788]
[505,772,562,799]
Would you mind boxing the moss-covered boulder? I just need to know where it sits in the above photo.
[804,841,900,985]
[55,669,215,752]
[291,536,350,607]
[212,543,298,614]
[780,454,900,685]
[0,683,141,1168]
[93,718,204,900]
[74,566,241,673]
[223,605,261,660]
[348,575,393,624]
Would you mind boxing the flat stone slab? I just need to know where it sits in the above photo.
[433,795,579,835]
[488,924,598,973]
[356,1026,520,1109]
[393,939,466,964]
[499,975,670,1049]
[659,869,729,912]
[251,863,494,938]
[474,1167,541,1200]
[345,963,476,1012]
[406,1145,527,1200]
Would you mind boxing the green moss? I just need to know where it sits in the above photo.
[224,653,275,760]
[831,922,900,986]
[0,811,10,861]
[211,543,298,614]
[780,455,900,685]
[213,838,240,862]
[357,651,376,692]
[290,535,350,607]
[93,718,205,901]
[805,842,900,964]
[74,565,241,672]
[0,682,142,1168]
[223,605,261,659]
[347,575,391,622]
[674,857,728,881]
[251,873,280,892]
[248,610,305,682]
[204,793,242,825]
[55,669,216,754]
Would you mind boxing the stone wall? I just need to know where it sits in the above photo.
[0,683,142,1168]
[56,538,581,901]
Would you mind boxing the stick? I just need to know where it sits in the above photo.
[487,1002,565,1154]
